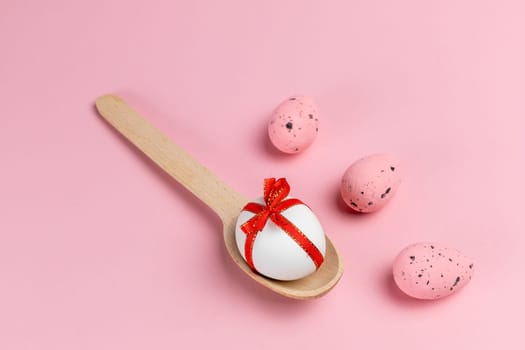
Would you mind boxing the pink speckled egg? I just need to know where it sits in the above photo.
[268,96,319,154]
[393,242,475,300]
[340,154,402,213]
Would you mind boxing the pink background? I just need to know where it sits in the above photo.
[1,0,524,348]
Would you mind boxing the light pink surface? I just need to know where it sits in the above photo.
[1,1,524,349]
[340,154,402,212]
[393,242,475,300]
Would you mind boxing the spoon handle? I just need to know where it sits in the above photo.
[95,94,247,221]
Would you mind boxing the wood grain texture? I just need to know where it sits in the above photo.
[95,94,344,299]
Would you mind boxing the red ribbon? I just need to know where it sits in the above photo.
[240,178,324,273]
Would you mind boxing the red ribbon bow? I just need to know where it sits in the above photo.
[240,178,324,273]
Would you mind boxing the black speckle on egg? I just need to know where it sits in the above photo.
[350,201,358,207]
[453,276,460,287]
[469,264,474,269]
[409,256,415,261]
[286,122,293,130]
[390,166,395,171]
[418,274,422,278]
[309,114,313,119]
[380,187,392,199]
[431,245,435,249]
[289,97,296,100]
[295,147,299,151]
[426,280,430,285]
[361,191,364,195]
[368,201,373,205]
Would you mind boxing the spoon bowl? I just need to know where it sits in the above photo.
[95,94,344,300]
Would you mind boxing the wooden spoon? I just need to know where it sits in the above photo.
[95,94,344,300]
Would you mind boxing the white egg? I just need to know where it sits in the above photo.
[235,197,326,281]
